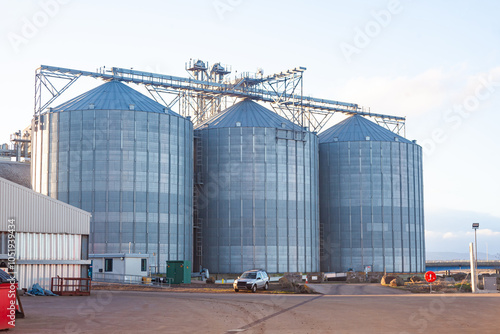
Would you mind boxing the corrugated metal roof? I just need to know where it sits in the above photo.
[0,161,30,189]
[195,99,304,130]
[319,115,412,144]
[0,177,90,234]
[48,80,180,115]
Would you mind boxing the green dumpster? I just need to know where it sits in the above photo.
[166,260,191,284]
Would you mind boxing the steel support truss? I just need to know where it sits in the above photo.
[34,64,405,134]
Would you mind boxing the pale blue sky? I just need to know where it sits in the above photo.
[1,0,499,257]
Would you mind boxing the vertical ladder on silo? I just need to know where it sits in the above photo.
[195,136,203,185]
[193,202,203,266]
[195,218,203,259]
[193,136,203,268]
[319,222,325,259]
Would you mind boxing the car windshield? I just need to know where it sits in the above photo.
[241,272,257,279]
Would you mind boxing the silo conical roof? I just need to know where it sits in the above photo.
[48,80,179,115]
[195,99,303,130]
[319,114,411,143]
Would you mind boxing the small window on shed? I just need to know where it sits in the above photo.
[104,258,113,272]
[141,259,147,272]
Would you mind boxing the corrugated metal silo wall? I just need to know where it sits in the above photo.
[31,110,193,271]
[196,127,319,274]
[319,141,425,273]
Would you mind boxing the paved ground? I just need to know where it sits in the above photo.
[307,283,411,295]
[13,285,500,334]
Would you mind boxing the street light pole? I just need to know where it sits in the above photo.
[472,223,479,285]
[475,228,477,264]
[474,229,477,269]
[472,223,479,261]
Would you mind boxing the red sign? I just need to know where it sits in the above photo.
[425,271,436,283]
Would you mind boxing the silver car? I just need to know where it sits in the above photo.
[233,269,270,293]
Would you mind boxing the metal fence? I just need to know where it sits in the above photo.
[92,273,171,287]
[51,276,91,296]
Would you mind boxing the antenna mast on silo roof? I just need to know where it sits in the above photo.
[34,62,406,134]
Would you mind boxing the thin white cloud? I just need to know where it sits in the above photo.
[443,232,459,239]
[335,66,500,124]
[424,230,442,238]
[336,67,458,117]
[425,230,459,239]
[466,229,500,237]
[426,229,500,240]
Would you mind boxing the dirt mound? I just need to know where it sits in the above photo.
[381,275,403,286]
[409,275,422,283]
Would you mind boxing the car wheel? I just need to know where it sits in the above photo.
[234,288,239,292]
[251,285,257,293]
[264,282,269,290]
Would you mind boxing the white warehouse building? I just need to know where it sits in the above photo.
[0,176,91,290]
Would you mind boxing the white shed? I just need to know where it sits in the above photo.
[90,253,150,281]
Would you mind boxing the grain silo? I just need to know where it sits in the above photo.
[319,115,424,273]
[31,80,193,271]
[195,99,319,274]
